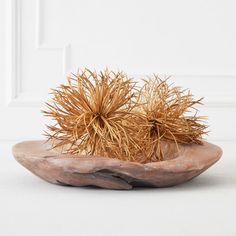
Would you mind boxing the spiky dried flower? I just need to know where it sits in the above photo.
[136,75,208,162]
[43,68,141,161]
[43,70,208,164]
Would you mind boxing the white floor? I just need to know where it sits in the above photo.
[0,140,235,236]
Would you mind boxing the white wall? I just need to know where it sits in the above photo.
[0,0,236,141]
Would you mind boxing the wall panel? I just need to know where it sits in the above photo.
[1,0,235,141]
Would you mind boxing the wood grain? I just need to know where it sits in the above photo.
[12,140,222,190]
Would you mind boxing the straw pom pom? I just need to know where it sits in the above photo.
[43,68,141,161]
[137,75,208,162]
[43,70,207,163]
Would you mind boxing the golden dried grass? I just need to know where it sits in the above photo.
[43,68,142,161]
[136,75,208,162]
[43,70,207,163]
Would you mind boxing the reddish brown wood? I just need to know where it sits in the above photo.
[12,140,222,189]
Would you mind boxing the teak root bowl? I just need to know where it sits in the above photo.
[12,140,222,190]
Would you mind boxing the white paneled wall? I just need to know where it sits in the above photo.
[0,0,235,141]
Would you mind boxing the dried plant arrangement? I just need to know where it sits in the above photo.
[12,68,222,190]
[43,68,142,161]
[42,69,208,163]
[136,76,208,162]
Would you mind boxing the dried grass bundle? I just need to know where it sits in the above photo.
[43,68,141,161]
[43,70,207,163]
[136,75,208,162]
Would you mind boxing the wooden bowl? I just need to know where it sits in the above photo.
[12,140,222,190]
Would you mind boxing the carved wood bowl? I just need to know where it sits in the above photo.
[12,140,222,190]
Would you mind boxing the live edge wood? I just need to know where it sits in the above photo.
[12,140,222,190]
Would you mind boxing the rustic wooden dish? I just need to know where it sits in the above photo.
[12,140,222,190]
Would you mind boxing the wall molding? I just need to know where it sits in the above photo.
[35,0,70,75]
[5,0,21,106]
[5,0,236,108]
[6,0,70,107]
